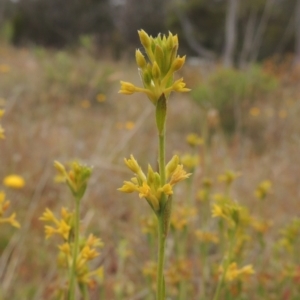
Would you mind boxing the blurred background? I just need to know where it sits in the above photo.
[0,0,300,65]
[1,0,300,299]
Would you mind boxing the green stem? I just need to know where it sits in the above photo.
[157,119,167,300]
[157,215,166,300]
[68,198,81,300]
[158,133,166,185]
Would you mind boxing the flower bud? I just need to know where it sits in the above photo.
[172,56,186,72]
[135,49,147,69]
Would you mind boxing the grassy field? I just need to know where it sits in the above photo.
[1,42,300,300]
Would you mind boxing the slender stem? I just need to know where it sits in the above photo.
[68,198,81,300]
[158,132,166,185]
[157,119,167,300]
[157,215,166,300]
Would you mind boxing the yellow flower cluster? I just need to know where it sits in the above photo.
[212,194,250,229]
[165,258,192,285]
[180,154,200,171]
[220,262,255,282]
[40,207,104,287]
[54,161,92,199]
[119,30,190,104]
[218,170,241,186]
[186,133,203,147]
[277,218,300,253]
[40,207,73,240]
[118,155,190,212]
[0,191,20,228]
[254,180,272,200]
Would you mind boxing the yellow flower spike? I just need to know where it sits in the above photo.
[54,160,92,199]
[3,175,25,189]
[0,109,5,118]
[118,181,138,193]
[169,164,191,186]
[120,30,189,105]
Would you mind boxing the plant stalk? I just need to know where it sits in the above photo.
[68,197,81,300]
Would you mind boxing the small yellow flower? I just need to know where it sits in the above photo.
[81,245,100,260]
[39,208,58,223]
[0,125,4,139]
[169,165,191,185]
[0,64,11,73]
[186,133,203,147]
[125,121,135,130]
[255,180,272,200]
[96,93,106,102]
[211,204,225,218]
[0,212,20,228]
[80,99,91,108]
[218,170,241,186]
[278,109,287,119]
[221,262,255,282]
[58,242,71,255]
[3,175,25,189]
[249,107,261,117]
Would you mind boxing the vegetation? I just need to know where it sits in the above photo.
[0,28,300,300]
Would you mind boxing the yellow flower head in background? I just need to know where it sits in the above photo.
[186,133,203,147]
[3,174,25,189]
[220,262,255,282]
[119,30,190,105]
[255,180,272,200]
